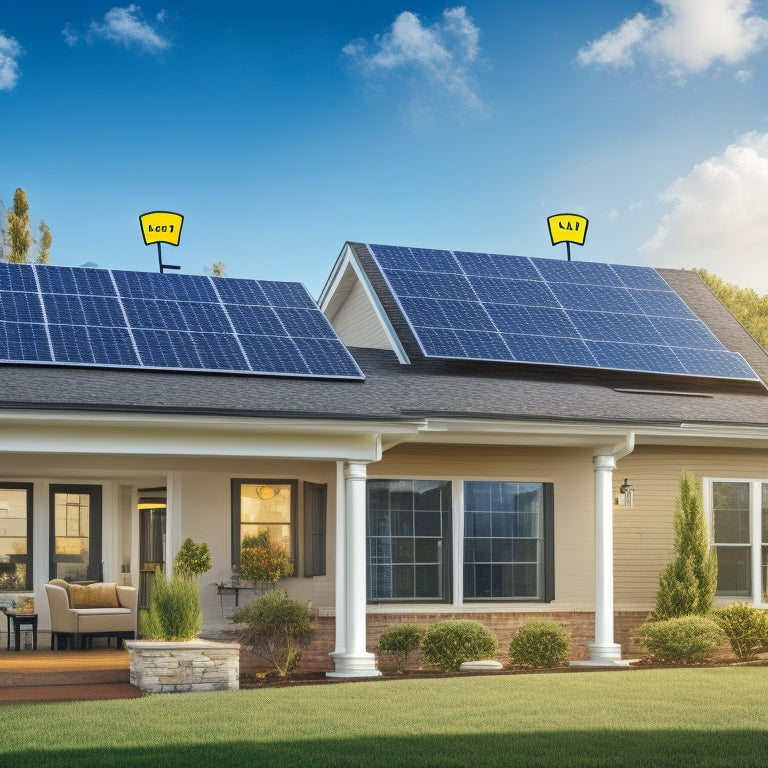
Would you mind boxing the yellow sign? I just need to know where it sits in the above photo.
[547,213,588,246]
[139,211,184,247]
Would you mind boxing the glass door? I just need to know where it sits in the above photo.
[49,485,102,583]
[139,499,166,609]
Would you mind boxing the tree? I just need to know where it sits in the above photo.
[212,261,226,277]
[653,472,717,620]
[696,269,768,350]
[7,187,31,263]
[37,220,52,264]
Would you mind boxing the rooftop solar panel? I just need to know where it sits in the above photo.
[366,243,759,381]
[0,263,364,380]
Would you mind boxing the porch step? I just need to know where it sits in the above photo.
[0,649,139,703]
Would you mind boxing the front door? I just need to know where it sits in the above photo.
[49,485,102,582]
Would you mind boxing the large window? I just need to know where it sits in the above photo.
[49,485,102,582]
[464,481,552,601]
[367,480,452,601]
[0,484,33,591]
[232,480,297,570]
[366,478,554,603]
[710,479,768,602]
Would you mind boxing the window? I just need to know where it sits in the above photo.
[0,483,33,591]
[232,480,297,570]
[464,481,553,601]
[709,479,768,603]
[49,485,102,582]
[367,480,452,601]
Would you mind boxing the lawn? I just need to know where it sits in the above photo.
[2,667,767,767]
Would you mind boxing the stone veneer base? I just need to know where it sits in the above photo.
[127,639,240,694]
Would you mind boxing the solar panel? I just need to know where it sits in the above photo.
[366,244,759,381]
[0,263,364,379]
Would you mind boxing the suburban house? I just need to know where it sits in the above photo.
[1,242,767,676]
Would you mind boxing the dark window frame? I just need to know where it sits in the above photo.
[231,478,298,573]
[0,482,34,592]
[49,484,102,582]
[303,482,327,577]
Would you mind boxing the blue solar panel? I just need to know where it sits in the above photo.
[366,243,759,381]
[0,264,363,379]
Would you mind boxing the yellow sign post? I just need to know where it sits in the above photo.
[547,213,588,261]
[139,211,184,272]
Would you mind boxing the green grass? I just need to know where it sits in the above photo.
[2,668,767,767]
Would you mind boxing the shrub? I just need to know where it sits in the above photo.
[635,615,725,664]
[140,571,202,641]
[508,621,571,668]
[653,473,717,620]
[712,602,768,660]
[378,624,427,673]
[173,538,212,579]
[420,620,497,672]
[231,588,314,678]
[239,531,293,588]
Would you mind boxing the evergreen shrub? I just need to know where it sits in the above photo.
[712,602,768,660]
[420,620,497,672]
[231,588,314,678]
[636,616,725,664]
[508,620,571,668]
[378,624,427,672]
[140,571,202,641]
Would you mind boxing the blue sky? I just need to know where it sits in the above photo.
[4,1,768,296]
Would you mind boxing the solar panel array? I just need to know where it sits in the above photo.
[366,244,758,381]
[0,263,364,379]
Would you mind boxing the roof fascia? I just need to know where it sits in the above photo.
[319,242,410,364]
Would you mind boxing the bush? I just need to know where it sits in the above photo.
[231,588,314,678]
[636,615,725,664]
[712,602,768,660]
[420,620,497,672]
[378,624,427,673]
[173,538,212,578]
[140,571,202,641]
[508,621,571,668]
[239,531,293,588]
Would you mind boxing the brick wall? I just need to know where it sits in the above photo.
[246,610,651,673]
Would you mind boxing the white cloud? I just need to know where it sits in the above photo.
[735,68,752,80]
[0,33,22,91]
[62,24,79,47]
[577,0,768,77]
[88,5,169,53]
[643,132,768,292]
[343,6,483,117]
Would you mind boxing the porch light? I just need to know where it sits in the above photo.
[617,479,634,507]
[256,485,276,501]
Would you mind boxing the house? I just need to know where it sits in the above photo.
[1,243,767,676]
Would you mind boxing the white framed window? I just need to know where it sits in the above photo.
[705,478,768,605]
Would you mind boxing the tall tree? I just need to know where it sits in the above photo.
[653,472,717,620]
[37,219,52,264]
[7,187,31,263]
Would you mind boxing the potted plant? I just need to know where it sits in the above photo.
[127,538,240,693]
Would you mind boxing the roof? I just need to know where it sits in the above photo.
[1,243,768,429]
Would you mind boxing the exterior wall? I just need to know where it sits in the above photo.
[327,278,392,350]
[368,443,597,609]
[614,444,768,609]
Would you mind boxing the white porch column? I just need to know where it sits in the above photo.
[327,461,381,677]
[589,455,622,663]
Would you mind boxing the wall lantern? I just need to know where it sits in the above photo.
[616,478,634,507]
[256,485,276,501]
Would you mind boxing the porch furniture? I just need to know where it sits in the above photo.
[4,611,38,651]
[44,582,137,650]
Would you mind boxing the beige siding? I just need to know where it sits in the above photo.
[614,445,768,609]
[327,279,392,349]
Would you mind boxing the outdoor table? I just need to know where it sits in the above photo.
[3,610,38,651]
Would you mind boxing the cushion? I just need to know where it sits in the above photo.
[69,583,120,609]
[48,579,71,603]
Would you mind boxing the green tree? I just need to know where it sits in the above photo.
[696,269,768,349]
[212,261,226,277]
[653,472,717,620]
[7,187,31,263]
[37,219,52,264]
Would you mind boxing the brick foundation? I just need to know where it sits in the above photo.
[244,610,651,673]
